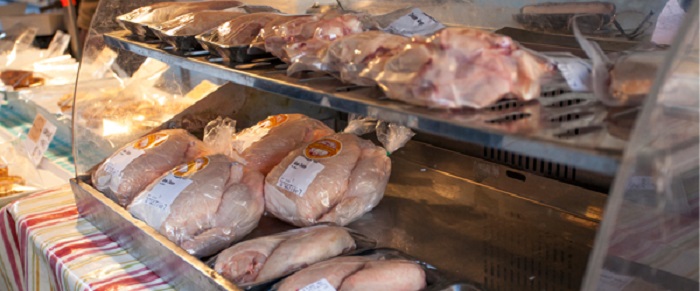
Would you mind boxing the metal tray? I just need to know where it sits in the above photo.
[153,29,202,52]
[72,139,604,290]
[196,30,271,63]
[116,17,158,39]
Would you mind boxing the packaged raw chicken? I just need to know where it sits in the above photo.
[230,114,334,174]
[250,14,316,52]
[117,1,244,37]
[128,154,264,258]
[372,27,552,109]
[274,249,428,291]
[214,225,373,286]
[152,10,247,37]
[263,15,320,62]
[203,13,283,47]
[92,129,209,207]
[264,119,413,227]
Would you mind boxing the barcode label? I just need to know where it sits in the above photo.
[131,173,192,228]
[299,278,336,291]
[277,156,325,197]
[383,8,445,37]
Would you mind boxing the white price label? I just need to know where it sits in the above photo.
[554,58,592,92]
[131,173,192,228]
[383,8,445,37]
[22,114,57,166]
[277,156,325,197]
[299,278,336,291]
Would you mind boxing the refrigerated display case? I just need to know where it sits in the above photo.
[68,0,697,290]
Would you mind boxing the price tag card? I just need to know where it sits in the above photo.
[299,278,336,291]
[383,8,445,37]
[277,156,325,197]
[23,114,57,166]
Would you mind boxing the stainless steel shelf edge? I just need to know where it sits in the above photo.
[71,178,240,291]
[103,31,623,176]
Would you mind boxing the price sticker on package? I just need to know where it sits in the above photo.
[299,278,336,291]
[277,156,325,197]
[383,8,445,37]
[23,114,57,166]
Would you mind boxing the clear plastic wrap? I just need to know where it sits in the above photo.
[202,13,283,47]
[230,114,334,174]
[213,225,374,286]
[372,27,552,109]
[250,14,314,52]
[128,154,265,258]
[153,10,247,37]
[263,14,320,62]
[203,116,237,157]
[0,136,43,197]
[284,12,372,74]
[264,132,392,227]
[274,249,427,291]
[92,128,210,207]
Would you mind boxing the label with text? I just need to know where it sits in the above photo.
[299,278,336,291]
[277,156,325,197]
[23,114,57,166]
[383,8,445,37]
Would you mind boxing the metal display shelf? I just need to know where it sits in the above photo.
[103,30,630,176]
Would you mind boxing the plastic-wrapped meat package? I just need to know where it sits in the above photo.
[128,154,264,258]
[264,133,391,227]
[323,31,411,86]
[608,51,665,106]
[208,13,282,46]
[214,225,356,285]
[372,27,551,109]
[120,1,244,28]
[251,14,315,52]
[284,13,371,73]
[262,15,319,62]
[231,114,334,174]
[152,10,246,37]
[92,129,209,207]
[275,256,426,291]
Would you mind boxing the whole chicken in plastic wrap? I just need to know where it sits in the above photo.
[264,131,393,227]
[231,114,334,174]
[276,256,426,291]
[214,225,356,285]
[92,129,209,207]
[373,27,551,109]
[128,154,264,258]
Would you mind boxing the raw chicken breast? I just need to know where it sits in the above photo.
[232,114,334,174]
[265,133,390,226]
[373,27,551,109]
[338,260,427,291]
[92,129,209,207]
[276,256,370,291]
[215,225,356,285]
[128,154,264,258]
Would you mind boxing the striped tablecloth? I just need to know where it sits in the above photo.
[0,185,174,291]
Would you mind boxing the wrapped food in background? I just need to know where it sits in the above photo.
[92,129,209,207]
[372,27,552,109]
[263,15,320,62]
[128,154,264,258]
[152,10,247,37]
[608,50,665,106]
[118,1,244,31]
[250,14,315,51]
[214,225,370,286]
[265,133,391,226]
[230,114,334,174]
[205,13,283,47]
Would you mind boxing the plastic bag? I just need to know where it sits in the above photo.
[118,1,244,31]
[92,128,210,207]
[262,14,320,62]
[128,154,264,258]
[372,27,552,109]
[214,225,374,286]
[153,10,247,37]
[250,14,315,52]
[0,136,43,197]
[203,116,237,157]
[200,12,281,47]
[230,114,334,174]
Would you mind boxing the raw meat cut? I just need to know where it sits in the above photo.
[276,256,370,291]
[277,256,426,291]
[209,13,281,46]
[338,260,427,291]
[214,225,356,285]
[251,14,315,50]
[264,133,390,226]
[92,129,209,207]
[325,31,411,86]
[284,12,370,71]
[263,15,319,62]
[153,11,246,36]
[231,114,334,174]
[128,154,264,258]
[372,27,551,109]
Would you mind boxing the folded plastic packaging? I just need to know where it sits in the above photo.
[204,12,282,47]
[117,1,244,35]
[0,136,43,197]
[213,225,375,287]
[264,117,413,227]
[127,154,265,258]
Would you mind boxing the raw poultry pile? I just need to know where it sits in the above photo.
[119,2,553,110]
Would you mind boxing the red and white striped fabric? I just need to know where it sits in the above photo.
[0,184,173,291]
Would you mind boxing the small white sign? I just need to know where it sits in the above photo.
[277,156,325,197]
[22,114,57,166]
[299,278,336,291]
[132,173,193,228]
[383,8,445,37]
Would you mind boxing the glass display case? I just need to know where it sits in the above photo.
[68,0,696,290]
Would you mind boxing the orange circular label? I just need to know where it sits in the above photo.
[133,133,169,150]
[258,114,289,129]
[304,138,342,159]
[173,157,210,178]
